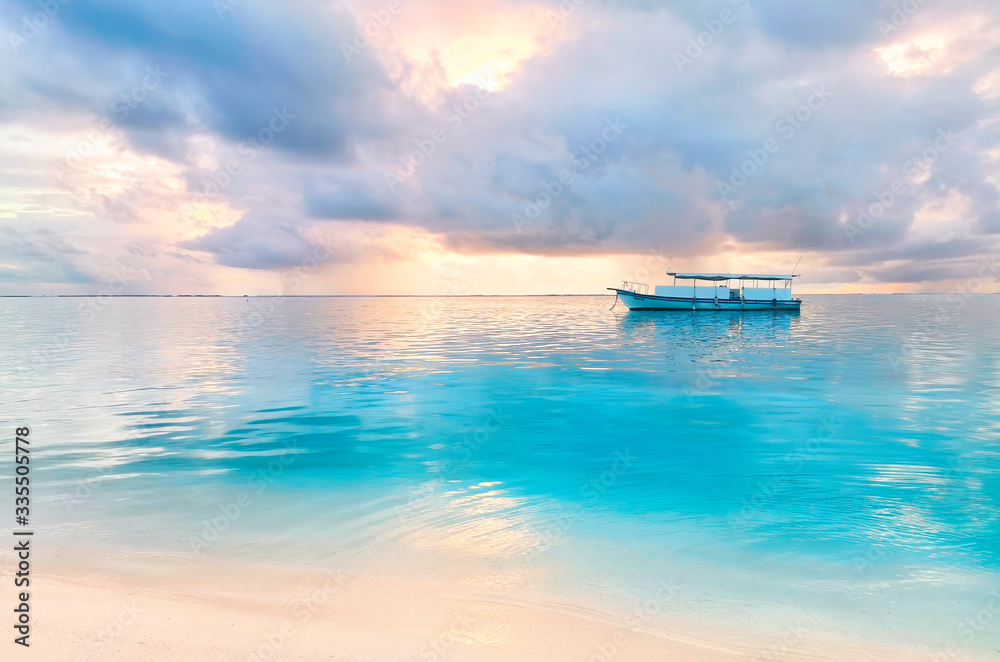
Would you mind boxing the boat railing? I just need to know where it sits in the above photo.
[619,281,649,294]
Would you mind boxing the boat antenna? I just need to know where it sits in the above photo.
[791,254,802,276]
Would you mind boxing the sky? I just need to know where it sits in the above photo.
[0,0,998,295]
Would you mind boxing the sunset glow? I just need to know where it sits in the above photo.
[1,0,998,295]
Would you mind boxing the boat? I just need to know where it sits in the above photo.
[608,272,802,311]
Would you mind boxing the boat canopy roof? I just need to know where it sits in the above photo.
[667,272,799,281]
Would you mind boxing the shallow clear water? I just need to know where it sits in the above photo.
[1,295,998,654]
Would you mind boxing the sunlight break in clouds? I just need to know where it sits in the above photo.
[877,13,1000,77]
[344,0,574,93]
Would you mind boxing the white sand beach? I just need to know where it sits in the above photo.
[7,555,983,662]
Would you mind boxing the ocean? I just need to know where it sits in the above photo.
[2,294,998,657]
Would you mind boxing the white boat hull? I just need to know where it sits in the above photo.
[610,289,800,311]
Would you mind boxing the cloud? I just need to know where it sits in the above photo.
[304,175,399,221]
[751,0,878,48]
[0,226,94,283]
[357,0,1000,279]
[180,215,325,270]
[2,0,400,160]
[180,213,417,273]
[1,0,999,291]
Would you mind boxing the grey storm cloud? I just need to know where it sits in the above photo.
[304,175,399,221]
[180,213,398,270]
[1,0,399,160]
[179,215,324,270]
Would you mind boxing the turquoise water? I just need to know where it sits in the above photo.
[2,295,999,654]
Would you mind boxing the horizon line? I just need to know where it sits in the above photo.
[1,293,996,298]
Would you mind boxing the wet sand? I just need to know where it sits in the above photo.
[6,556,976,662]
